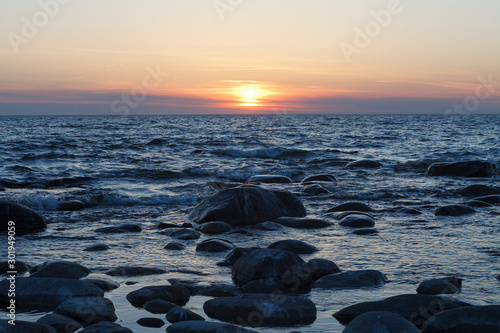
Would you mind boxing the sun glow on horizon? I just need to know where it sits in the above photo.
[233,83,270,108]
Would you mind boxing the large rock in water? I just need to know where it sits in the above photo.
[203,294,317,327]
[343,311,420,333]
[0,202,47,235]
[126,285,190,307]
[54,297,117,326]
[166,321,258,333]
[458,184,500,197]
[313,270,387,289]
[435,205,476,216]
[30,261,90,279]
[189,186,306,226]
[0,319,56,333]
[422,305,500,333]
[425,161,499,177]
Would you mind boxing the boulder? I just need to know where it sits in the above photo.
[458,184,500,197]
[83,243,110,252]
[345,160,383,169]
[196,238,234,252]
[94,223,142,233]
[30,261,90,279]
[105,266,166,277]
[333,294,472,328]
[268,239,318,254]
[246,175,292,184]
[425,161,499,178]
[435,205,476,216]
[197,221,232,234]
[58,200,86,211]
[0,319,56,333]
[308,259,341,280]
[144,299,178,314]
[79,321,133,333]
[343,311,420,333]
[36,313,82,332]
[273,217,331,229]
[164,242,186,250]
[417,278,460,295]
[314,270,386,289]
[474,194,500,205]
[0,202,47,235]
[327,202,374,213]
[137,317,165,328]
[54,297,117,326]
[203,294,317,327]
[422,305,500,333]
[126,285,190,307]
[166,321,258,333]
[217,247,258,267]
[339,214,375,228]
[302,174,336,183]
[162,228,201,240]
[166,307,205,323]
[83,278,120,291]
[0,277,103,310]
[189,186,306,226]
[241,277,285,293]
[301,184,330,195]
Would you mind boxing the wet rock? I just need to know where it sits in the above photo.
[55,297,117,326]
[0,319,56,333]
[203,293,317,327]
[36,313,82,332]
[126,285,190,307]
[167,279,204,295]
[301,184,330,195]
[157,222,184,229]
[435,205,476,216]
[162,228,201,240]
[0,261,31,274]
[255,221,283,230]
[164,242,185,250]
[83,278,120,291]
[423,305,500,333]
[144,299,178,314]
[217,247,258,266]
[189,186,306,226]
[345,160,383,169]
[308,259,341,280]
[333,294,472,328]
[105,266,166,277]
[94,223,142,233]
[241,277,285,293]
[417,278,460,295]
[232,249,313,291]
[274,216,331,229]
[425,161,499,178]
[463,200,493,207]
[30,261,90,279]
[268,239,318,254]
[331,211,376,220]
[458,184,500,197]
[327,202,374,213]
[246,174,292,184]
[302,174,336,183]
[313,270,386,289]
[196,239,234,252]
[79,321,133,333]
[83,243,110,251]
[58,200,86,211]
[137,317,165,328]
[474,194,500,205]
[397,207,422,215]
[353,228,379,235]
[167,307,205,323]
[339,214,375,228]
[197,221,232,234]
[166,321,258,333]
[0,202,47,235]
[343,311,420,333]
[197,284,241,297]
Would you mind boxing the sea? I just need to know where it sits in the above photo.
[0,114,499,332]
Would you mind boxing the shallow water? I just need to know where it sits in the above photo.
[1,114,499,332]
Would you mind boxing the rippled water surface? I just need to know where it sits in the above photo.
[1,114,499,332]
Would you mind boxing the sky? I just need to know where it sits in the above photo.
[1,0,499,115]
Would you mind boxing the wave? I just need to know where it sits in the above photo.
[211,147,309,158]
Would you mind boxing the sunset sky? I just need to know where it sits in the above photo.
[1,0,499,114]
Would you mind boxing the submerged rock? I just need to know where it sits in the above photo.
[105,266,166,277]
[463,200,492,207]
[268,239,318,254]
[417,278,460,295]
[423,305,500,333]
[83,243,110,252]
[301,184,330,195]
[189,185,306,226]
[94,223,142,233]
[425,161,499,178]
[273,216,331,229]
[339,214,375,228]
[36,314,82,332]
[166,321,258,333]
[343,311,420,333]
[0,202,47,235]
[196,238,234,252]
[30,261,90,279]
[166,307,205,323]
[162,228,201,240]
[327,202,374,213]
[345,160,383,169]
[246,174,293,184]
[435,205,476,216]
[458,184,500,197]
[474,194,500,205]
[352,228,379,235]
[302,174,336,183]
[313,270,387,289]
[55,297,117,326]
[126,285,190,307]
[197,221,232,234]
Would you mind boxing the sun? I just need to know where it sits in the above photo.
[234,84,267,107]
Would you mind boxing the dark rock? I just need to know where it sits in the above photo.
[162,228,201,240]
[217,247,258,267]
[313,270,386,289]
[343,311,420,333]
[166,321,258,333]
[189,186,306,226]
[442,276,463,289]
[146,138,167,146]
[397,207,422,215]
[58,200,85,211]
[105,266,166,277]
[144,299,178,314]
[79,321,133,333]
[30,261,90,279]
[137,317,165,328]
[0,261,31,274]
[0,319,56,333]
[345,160,383,169]
[94,223,142,233]
[0,202,47,235]
[435,205,476,216]
[417,278,460,295]
[83,243,110,251]
[255,221,283,230]
[302,174,336,183]
[308,259,341,280]
[268,239,318,254]
[241,277,284,293]
[425,161,499,178]
[197,284,241,297]
[182,222,194,228]
[167,279,203,295]
[331,211,376,220]
[203,293,316,327]
[167,307,205,323]
[423,305,500,333]
[353,228,379,235]
[327,202,374,213]
[232,249,313,291]
[55,297,117,326]
[126,285,190,307]
[196,239,234,252]
[339,214,375,228]
[274,216,331,229]
[246,175,292,184]
[333,294,473,328]
[83,278,120,291]
[197,221,232,234]
[474,194,500,204]
[157,222,184,229]
[36,313,82,332]
[164,242,185,250]
[463,200,493,207]
[301,184,330,195]
[458,184,500,197]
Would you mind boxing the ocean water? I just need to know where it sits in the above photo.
[0,114,499,332]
